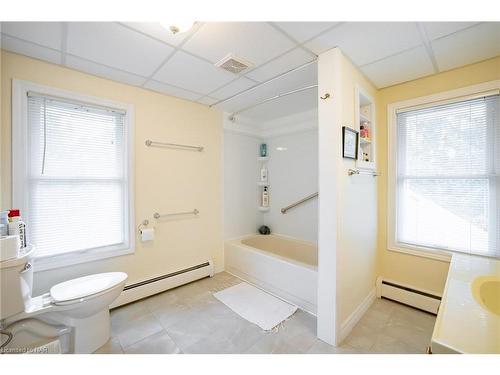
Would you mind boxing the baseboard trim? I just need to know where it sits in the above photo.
[339,288,376,344]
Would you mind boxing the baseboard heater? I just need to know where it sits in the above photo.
[110,260,214,309]
[376,276,441,315]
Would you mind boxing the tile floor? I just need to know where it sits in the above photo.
[95,272,436,354]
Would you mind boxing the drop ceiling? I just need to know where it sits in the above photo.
[1,22,499,122]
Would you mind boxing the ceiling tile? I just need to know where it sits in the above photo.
[305,22,422,66]
[273,22,339,43]
[182,22,296,65]
[0,34,61,65]
[66,22,173,77]
[209,77,256,100]
[432,22,500,72]
[1,22,62,49]
[196,96,219,106]
[144,80,202,101]
[245,48,316,82]
[422,22,480,41]
[65,55,146,86]
[361,46,435,88]
[119,22,199,47]
[153,50,236,94]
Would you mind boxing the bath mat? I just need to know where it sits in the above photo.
[213,282,297,331]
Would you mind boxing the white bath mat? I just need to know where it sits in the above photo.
[213,282,297,331]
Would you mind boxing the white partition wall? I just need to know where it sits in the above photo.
[317,48,342,345]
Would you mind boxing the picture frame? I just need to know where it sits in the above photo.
[342,126,358,159]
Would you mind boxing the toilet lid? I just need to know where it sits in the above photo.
[50,272,127,303]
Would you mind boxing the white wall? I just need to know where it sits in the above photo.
[223,112,318,243]
[316,48,380,345]
[263,129,318,242]
[223,130,262,239]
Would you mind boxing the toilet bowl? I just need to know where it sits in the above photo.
[0,246,127,353]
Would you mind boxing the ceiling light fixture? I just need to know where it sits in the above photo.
[161,21,196,35]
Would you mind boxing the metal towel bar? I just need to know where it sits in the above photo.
[348,169,380,177]
[281,192,318,214]
[145,139,204,152]
[154,209,199,219]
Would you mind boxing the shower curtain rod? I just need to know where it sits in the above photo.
[209,59,317,108]
[228,84,318,120]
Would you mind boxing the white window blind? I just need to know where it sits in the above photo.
[26,93,130,259]
[396,94,500,258]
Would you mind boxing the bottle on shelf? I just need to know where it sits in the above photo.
[259,143,267,157]
[262,186,269,207]
[260,165,268,182]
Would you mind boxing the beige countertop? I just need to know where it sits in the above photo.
[431,254,500,354]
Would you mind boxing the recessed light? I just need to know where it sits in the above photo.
[276,147,288,151]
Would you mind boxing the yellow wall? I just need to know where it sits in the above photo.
[376,56,500,294]
[338,52,380,325]
[1,51,224,294]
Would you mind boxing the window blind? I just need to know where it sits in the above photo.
[396,94,500,258]
[27,93,128,259]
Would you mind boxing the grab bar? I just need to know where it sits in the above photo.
[348,168,380,177]
[281,192,318,214]
[145,139,204,152]
[154,209,199,219]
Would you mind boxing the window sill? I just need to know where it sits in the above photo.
[387,243,452,263]
[33,244,134,272]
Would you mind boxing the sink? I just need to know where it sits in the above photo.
[471,276,500,316]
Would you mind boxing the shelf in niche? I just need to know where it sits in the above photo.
[360,113,371,122]
[360,137,372,144]
[257,181,270,186]
[258,206,270,212]
[258,156,269,162]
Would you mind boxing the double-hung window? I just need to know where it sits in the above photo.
[13,81,134,270]
[389,84,500,259]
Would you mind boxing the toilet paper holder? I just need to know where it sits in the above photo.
[138,219,149,233]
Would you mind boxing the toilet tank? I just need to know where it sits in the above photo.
[0,247,34,320]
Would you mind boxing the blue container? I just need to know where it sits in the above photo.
[260,143,267,157]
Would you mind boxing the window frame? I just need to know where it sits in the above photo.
[387,80,500,262]
[12,79,135,271]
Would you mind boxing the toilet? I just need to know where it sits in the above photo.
[0,246,127,353]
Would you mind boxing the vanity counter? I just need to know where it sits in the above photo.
[431,254,500,354]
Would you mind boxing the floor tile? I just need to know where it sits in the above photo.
[93,337,123,354]
[114,313,164,348]
[105,273,436,354]
[307,340,359,354]
[123,330,181,354]
[110,300,150,333]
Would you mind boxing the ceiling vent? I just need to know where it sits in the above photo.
[215,54,253,74]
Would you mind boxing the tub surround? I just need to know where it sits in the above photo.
[431,254,500,354]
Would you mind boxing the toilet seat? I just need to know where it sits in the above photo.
[50,272,127,305]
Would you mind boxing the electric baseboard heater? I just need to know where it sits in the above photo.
[110,260,214,308]
[376,276,441,314]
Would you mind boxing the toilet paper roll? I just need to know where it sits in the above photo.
[0,235,21,261]
[140,228,155,242]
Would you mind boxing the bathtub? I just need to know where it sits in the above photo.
[224,234,318,314]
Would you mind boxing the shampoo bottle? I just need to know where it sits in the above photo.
[260,165,268,182]
[262,186,269,207]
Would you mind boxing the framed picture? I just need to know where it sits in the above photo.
[342,126,358,159]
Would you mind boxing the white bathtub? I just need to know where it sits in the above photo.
[224,234,318,314]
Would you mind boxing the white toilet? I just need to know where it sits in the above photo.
[0,246,127,353]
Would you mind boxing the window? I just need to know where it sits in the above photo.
[13,81,134,270]
[389,85,500,259]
